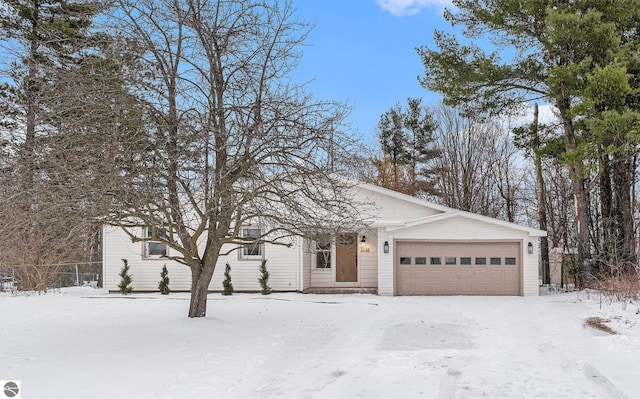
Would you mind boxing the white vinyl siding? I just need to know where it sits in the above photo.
[103,225,195,292]
[378,229,395,296]
[213,241,297,291]
[358,230,378,288]
[352,187,442,221]
[301,241,312,290]
[103,225,298,292]
[522,239,539,296]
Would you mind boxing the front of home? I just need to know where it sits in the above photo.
[102,182,545,296]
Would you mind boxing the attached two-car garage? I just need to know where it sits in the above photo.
[356,183,545,297]
[395,241,522,296]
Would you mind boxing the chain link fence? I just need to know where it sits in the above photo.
[0,262,102,292]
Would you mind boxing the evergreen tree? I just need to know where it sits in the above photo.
[376,98,439,196]
[377,103,407,192]
[0,0,110,277]
[158,264,170,295]
[222,263,233,296]
[258,260,272,295]
[118,258,133,295]
[0,0,105,174]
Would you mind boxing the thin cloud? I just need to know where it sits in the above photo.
[376,0,452,16]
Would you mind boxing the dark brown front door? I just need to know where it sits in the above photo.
[336,233,357,282]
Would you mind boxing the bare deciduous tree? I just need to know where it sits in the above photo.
[95,0,365,317]
[429,105,526,222]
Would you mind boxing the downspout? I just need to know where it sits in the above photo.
[296,236,303,292]
[101,225,107,291]
[377,227,383,294]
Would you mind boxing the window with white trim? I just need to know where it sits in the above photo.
[240,227,262,259]
[144,227,167,258]
[314,234,331,269]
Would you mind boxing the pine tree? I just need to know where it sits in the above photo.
[376,98,439,196]
[0,0,103,137]
[258,260,271,295]
[0,0,108,285]
[118,259,133,295]
[158,264,170,295]
[222,263,233,296]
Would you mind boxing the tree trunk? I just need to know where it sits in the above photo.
[532,104,550,284]
[188,262,215,318]
[628,156,638,268]
[393,155,399,192]
[598,153,614,275]
[558,104,592,288]
[572,166,592,288]
[23,8,40,187]
[612,157,636,272]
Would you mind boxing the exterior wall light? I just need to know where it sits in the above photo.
[383,241,389,254]
[527,242,533,254]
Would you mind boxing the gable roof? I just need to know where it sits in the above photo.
[354,181,546,237]
[355,181,454,213]
[386,210,546,236]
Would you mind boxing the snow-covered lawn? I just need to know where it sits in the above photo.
[1,288,638,399]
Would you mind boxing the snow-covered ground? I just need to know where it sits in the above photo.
[1,288,638,399]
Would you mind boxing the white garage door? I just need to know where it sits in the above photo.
[396,241,521,295]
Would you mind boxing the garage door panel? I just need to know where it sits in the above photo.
[396,241,521,296]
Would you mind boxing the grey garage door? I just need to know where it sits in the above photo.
[396,241,521,295]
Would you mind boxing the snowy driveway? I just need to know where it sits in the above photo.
[1,289,638,398]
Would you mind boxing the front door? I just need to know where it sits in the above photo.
[336,233,357,282]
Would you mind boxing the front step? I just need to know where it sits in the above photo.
[303,287,378,295]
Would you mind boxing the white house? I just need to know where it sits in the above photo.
[102,182,546,296]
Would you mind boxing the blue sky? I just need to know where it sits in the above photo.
[291,0,453,144]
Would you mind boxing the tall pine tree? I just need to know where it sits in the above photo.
[1,0,104,173]
[0,0,107,277]
[375,98,439,196]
